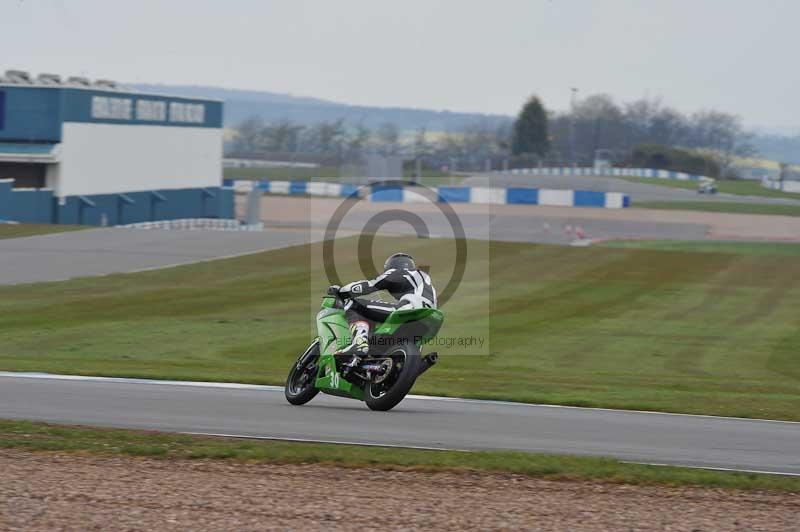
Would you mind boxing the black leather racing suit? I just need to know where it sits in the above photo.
[335,268,437,357]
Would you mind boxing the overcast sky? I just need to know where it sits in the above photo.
[2,0,798,129]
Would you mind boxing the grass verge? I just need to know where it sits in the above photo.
[2,420,797,492]
[0,223,85,240]
[621,176,800,200]
[224,166,454,184]
[599,240,800,256]
[1,237,799,421]
[224,166,341,181]
[634,201,800,217]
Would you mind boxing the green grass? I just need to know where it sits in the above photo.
[600,240,800,256]
[714,179,800,199]
[0,223,85,240]
[224,166,454,184]
[1,237,799,420]
[2,420,797,492]
[621,176,800,200]
[634,201,800,217]
[224,166,341,181]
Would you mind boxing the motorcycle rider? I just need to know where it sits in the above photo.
[330,253,437,373]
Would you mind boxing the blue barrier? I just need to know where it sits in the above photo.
[371,183,404,202]
[1,185,234,226]
[340,183,359,197]
[0,180,14,221]
[289,181,307,195]
[437,187,471,203]
[218,188,235,218]
[250,180,630,209]
[4,188,53,223]
[506,187,539,204]
[573,190,606,208]
[56,196,95,225]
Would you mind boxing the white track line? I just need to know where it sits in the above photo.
[3,371,799,477]
[183,432,800,477]
[621,461,800,478]
[182,432,470,452]
[0,372,278,391]
[1,371,798,425]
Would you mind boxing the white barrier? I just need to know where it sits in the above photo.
[762,178,800,194]
[118,218,262,231]
[245,180,630,209]
[538,189,574,207]
[498,167,709,182]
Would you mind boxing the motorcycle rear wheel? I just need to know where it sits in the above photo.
[365,344,421,412]
[285,340,321,405]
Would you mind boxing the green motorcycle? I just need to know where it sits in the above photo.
[285,287,443,411]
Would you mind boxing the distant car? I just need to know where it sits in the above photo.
[698,178,717,194]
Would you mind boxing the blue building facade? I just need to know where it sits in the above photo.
[0,74,233,225]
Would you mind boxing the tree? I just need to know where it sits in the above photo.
[346,122,371,159]
[230,116,266,154]
[413,126,429,157]
[494,121,512,155]
[631,144,721,177]
[572,94,626,161]
[542,93,759,171]
[686,111,755,177]
[376,122,400,155]
[511,96,550,157]
[266,119,304,152]
[304,119,346,155]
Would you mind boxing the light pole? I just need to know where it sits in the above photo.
[569,87,579,168]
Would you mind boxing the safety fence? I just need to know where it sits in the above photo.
[501,166,714,182]
[228,179,630,209]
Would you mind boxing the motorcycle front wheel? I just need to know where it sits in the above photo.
[364,343,421,412]
[285,340,321,405]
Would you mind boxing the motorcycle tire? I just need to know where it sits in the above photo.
[285,340,321,405]
[364,343,421,412]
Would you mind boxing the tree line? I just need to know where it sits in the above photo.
[227,115,512,172]
[514,94,755,177]
[228,93,757,177]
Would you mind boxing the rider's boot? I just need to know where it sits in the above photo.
[336,320,370,374]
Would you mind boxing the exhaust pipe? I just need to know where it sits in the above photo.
[417,352,438,377]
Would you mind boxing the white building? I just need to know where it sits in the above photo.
[0,71,230,225]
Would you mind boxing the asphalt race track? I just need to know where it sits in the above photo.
[260,196,800,243]
[0,228,320,285]
[1,373,798,476]
[4,195,800,286]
